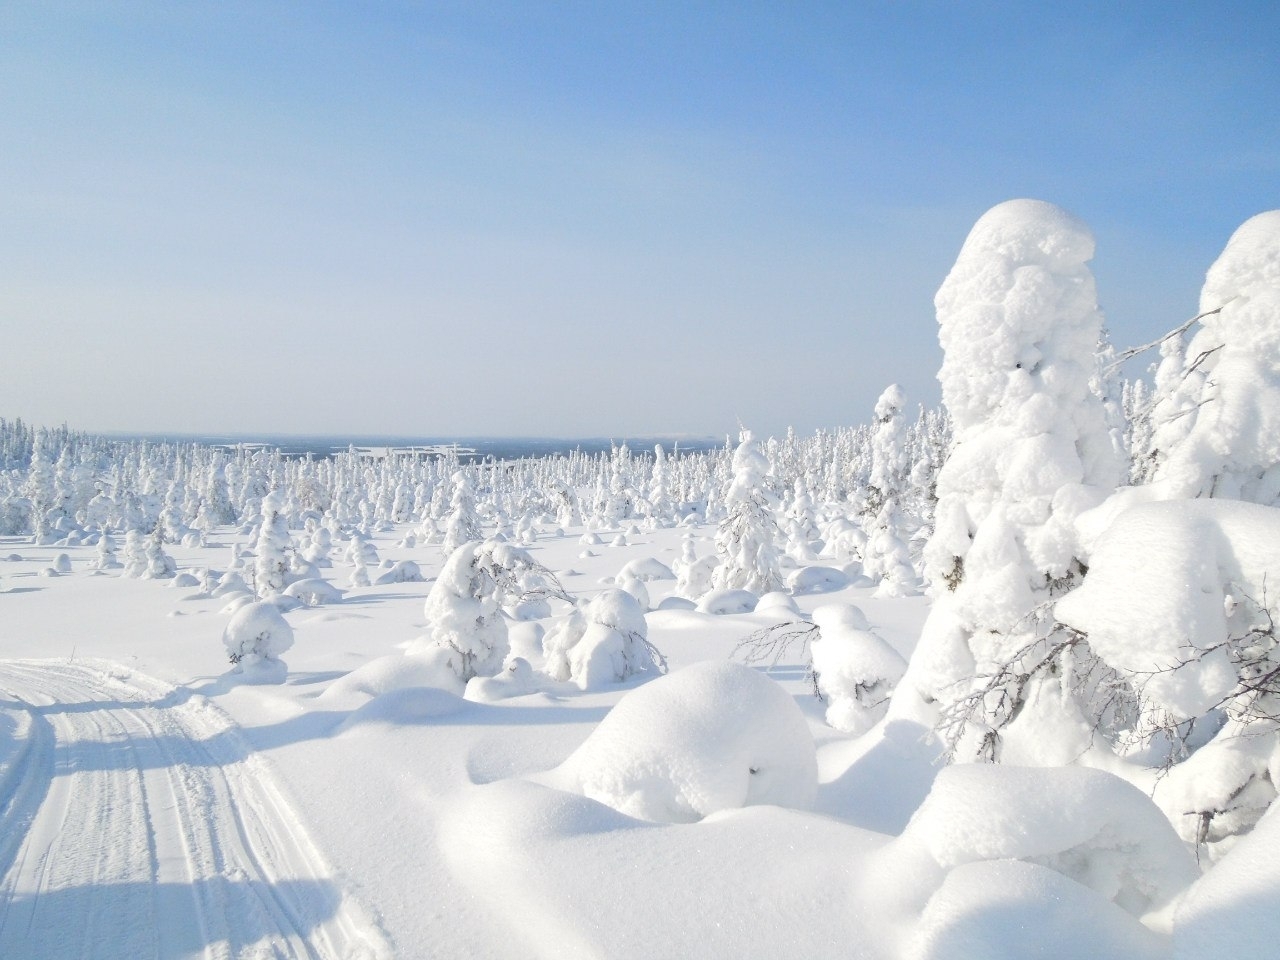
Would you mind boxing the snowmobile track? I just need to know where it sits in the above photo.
[0,659,391,960]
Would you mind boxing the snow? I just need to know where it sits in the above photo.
[542,660,818,823]
[1173,800,1280,959]
[221,599,295,669]
[1056,498,1280,719]
[6,203,1280,957]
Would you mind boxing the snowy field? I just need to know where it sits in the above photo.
[3,199,1280,959]
[0,522,939,959]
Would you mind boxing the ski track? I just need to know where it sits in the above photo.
[0,659,391,960]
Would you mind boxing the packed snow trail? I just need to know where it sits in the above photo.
[0,659,391,960]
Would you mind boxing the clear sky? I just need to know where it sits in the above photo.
[2,1,1277,439]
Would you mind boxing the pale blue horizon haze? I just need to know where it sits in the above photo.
[2,2,1277,440]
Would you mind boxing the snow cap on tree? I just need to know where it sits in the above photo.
[924,198,1122,589]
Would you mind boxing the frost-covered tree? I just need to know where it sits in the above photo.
[711,430,784,596]
[898,199,1123,763]
[442,471,482,555]
[253,490,292,598]
[91,529,121,570]
[1150,211,1280,503]
[861,385,919,596]
[810,604,907,735]
[415,540,568,682]
[544,589,664,690]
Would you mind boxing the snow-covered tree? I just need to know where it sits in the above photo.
[442,471,482,555]
[253,490,292,598]
[415,540,568,682]
[898,199,1123,763]
[711,430,784,596]
[544,589,664,689]
[1150,210,1280,503]
[861,384,919,596]
[810,604,907,735]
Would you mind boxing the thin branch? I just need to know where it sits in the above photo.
[1104,300,1235,373]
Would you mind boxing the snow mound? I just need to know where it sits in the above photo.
[1173,800,1280,959]
[910,858,1165,960]
[617,557,675,582]
[695,588,757,615]
[323,651,465,705]
[788,564,850,594]
[338,685,468,731]
[546,661,817,823]
[373,559,424,585]
[465,657,538,702]
[755,591,802,617]
[902,764,1197,919]
[282,577,344,606]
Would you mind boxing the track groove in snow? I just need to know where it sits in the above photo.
[0,659,391,960]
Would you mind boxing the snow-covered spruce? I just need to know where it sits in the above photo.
[221,600,294,682]
[1150,210,1280,503]
[543,588,664,690]
[412,539,567,683]
[862,384,919,596]
[441,471,482,555]
[253,490,292,598]
[810,604,907,735]
[710,430,784,596]
[899,199,1123,764]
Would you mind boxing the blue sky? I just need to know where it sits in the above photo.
[2,1,1277,438]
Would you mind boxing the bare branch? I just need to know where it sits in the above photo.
[1104,300,1235,373]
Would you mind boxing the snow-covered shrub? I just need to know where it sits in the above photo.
[413,539,567,683]
[810,604,906,735]
[92,535,122,570]
[546,661,817,822]
[543,588,663,690]
[222,600,294,674]
[899,199,1123,763]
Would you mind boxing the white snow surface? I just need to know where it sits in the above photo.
[1056,498,1280,718]
[0,513,1266,958]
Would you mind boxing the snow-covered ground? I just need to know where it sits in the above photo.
[4,514,1271,959]
[1,522,936,958]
